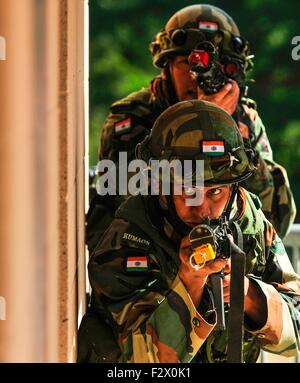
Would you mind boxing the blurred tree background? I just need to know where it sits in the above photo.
[89,0,300,222]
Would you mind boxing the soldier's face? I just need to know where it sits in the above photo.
[172,185,232,227]
[168,55,198,101]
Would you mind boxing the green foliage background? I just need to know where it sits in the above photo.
[89,0,300,222]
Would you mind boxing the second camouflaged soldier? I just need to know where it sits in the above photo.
[89,4,296,253]
[81,100,300,363]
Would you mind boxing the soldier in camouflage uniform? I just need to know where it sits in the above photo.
[88,4,296,254]
[79,100,300,363]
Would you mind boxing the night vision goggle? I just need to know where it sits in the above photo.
[169,28,253,94]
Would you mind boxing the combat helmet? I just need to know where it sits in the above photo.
[136,100,257,235]
[150,4,252,72]
[136,99,256,186]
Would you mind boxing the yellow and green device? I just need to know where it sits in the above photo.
[189,225,217,270]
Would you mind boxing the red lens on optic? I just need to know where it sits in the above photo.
[225,63,237,76]
[189,50,210,67]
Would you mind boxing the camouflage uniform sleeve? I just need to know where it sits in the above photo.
[238,104,273,161]
[98,89,154,164]
[98,112,150,165]
[88,225,216,362]
[240,104,296,238]
[245,224,300,357]
[240,104,275,209]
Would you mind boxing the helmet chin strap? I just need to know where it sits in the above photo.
[222,183,239,221]
[163,183,239,238]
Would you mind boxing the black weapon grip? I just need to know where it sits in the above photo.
[209,271,225,331]
[227,241,246,363]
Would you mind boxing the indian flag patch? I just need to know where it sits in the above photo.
[114,117,132,135]
[201,140,225,156]
[198,21,218,32]
[126,256,148,272]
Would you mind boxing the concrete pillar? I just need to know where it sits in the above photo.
[0,0,88,362]
[58,0,89,362]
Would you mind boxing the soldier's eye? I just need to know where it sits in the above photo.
[176,58,190,66]
[208,188,222,196]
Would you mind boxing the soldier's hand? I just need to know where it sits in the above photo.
[197,79,240,116]
[178,235,229,307]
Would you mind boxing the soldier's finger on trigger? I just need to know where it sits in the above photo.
[223,283,230,296]
[223,258,231,273]
[223,273,231,288]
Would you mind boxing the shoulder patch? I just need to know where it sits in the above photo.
[126,255,148,272]
[121,232,152,251]
[114,117,132,136]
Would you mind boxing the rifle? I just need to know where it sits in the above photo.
[189,217,230,331]
[189,217,246,363]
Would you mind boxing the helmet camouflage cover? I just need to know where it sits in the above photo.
[150,4,250,68]
[136,100,256,185]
